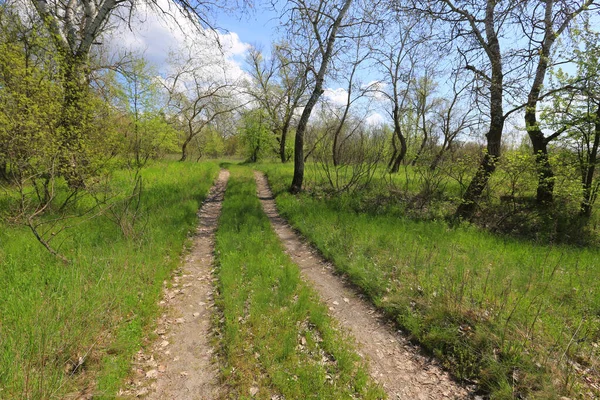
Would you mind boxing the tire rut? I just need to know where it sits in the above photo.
[253,170,474,400]
[120,169,229,400]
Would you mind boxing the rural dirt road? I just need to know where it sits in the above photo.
[121,168,473,399]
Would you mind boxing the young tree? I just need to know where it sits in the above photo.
[518,0,596,205]
[246,43,308,162]
[283,0,355,193]
[543,22,600,217]
[115,57,178,167]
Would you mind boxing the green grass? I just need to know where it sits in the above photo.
[257,162,600,400]
[213,166,384,399]
[0,161,219,399]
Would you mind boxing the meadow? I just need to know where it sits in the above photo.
[258,162,600,399]
[0,161,219,398]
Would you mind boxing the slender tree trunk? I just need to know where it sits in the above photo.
[580,105,600,217]
[390,129,407,173]
[387,133,398,170]
[390,104,407,173]
[180,137,192,161]
[280,118,291,163]
[333,128,341,167]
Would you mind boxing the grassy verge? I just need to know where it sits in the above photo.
[0,161,219,399]
[257,162,600,400]
[213,166,384,399]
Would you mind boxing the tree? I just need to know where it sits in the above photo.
[430,70,478,170]
[283,0,355,193]
[518,0,596,205]
[0,4,121,259]
[371,18,425,173]
[116,57,178,167]
[239,108,274,162]
[405,0,518,219]
[246,43,308,162]
[27,0,247,182]
[164,47,247,162]
[542,21,600,217]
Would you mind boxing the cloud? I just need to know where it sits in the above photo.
[323,87,349,106]
[365,113,385,126]
[362,80,388,102]
[103,0,251,83]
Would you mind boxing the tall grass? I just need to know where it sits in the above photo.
[213,166,384,399]
[0,161,219,398]
[258,162,600,399]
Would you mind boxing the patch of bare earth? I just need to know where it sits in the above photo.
[119,169,229,400]
[253,171,475,400]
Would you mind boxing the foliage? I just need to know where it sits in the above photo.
[238,108,276,163]
[112,58,179,167]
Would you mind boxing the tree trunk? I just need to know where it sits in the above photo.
[180,137,192,162]
[280,118,291,163]
[332,128,341,167]
[58,55,88,188]
[390,129,407,173]
[388,133,398,170]
[580,105,600,217]
[390,103,407,173]
[526,119,555,205]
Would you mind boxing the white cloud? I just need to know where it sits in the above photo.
[365,113,385,126]
[323,87,349,106]
[103,0,251,83]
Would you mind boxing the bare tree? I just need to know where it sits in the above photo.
[245,43,309,162]
[164,48,248,161]
[430,70,478,170]
[283,0,355,193]
[410,69,440,166]
[370,18,421,173]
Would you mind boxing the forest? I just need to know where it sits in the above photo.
[1,0,599,399]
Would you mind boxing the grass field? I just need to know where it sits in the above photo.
[0,161,219,398]
[213,165,384,399]
[257,162,600,399]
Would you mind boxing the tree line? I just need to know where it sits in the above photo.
[2,0,600,256]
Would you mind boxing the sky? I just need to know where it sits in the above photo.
[104,1,387,125]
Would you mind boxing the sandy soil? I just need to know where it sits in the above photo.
[119,169,229,400]
[253,171,475,400]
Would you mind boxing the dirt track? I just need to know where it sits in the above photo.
[120,169,229,400]
[254,171,473,399]
[119,168,473,399]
